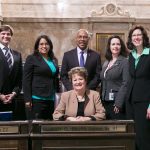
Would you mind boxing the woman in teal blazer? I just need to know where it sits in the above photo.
[126,25,150,150]
[23,35,59,120]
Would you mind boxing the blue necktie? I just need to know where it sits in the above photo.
[80,51,84,67]
[4,47,13,68]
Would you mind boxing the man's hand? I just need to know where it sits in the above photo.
[0,94,8,103]
[146,107,150,119]
[4,92,16,104]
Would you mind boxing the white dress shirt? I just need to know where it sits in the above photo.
[0,43,14,65]
[77,47,88,65]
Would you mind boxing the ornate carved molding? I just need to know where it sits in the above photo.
[91,3,130,18]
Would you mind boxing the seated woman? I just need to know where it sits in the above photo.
[53,67,105,121]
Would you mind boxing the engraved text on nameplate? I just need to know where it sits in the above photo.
[0,126,19,134]
[41,125,126,133]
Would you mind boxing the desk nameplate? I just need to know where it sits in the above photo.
[41,125,126,133]
[0,126,19,134]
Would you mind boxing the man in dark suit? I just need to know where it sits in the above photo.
[0,25,22,120]
[61,29,101,91]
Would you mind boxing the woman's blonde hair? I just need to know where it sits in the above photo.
[68,67,88,82]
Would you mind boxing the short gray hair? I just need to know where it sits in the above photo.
[77,29,91,38]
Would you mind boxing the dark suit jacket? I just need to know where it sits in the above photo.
[127,52,150,103]
[53,89,106,121]
[0,48,22,113]
[23,53,59,103]
[100,56,129,108]
[60,48,101,91]
[0,48,22,95]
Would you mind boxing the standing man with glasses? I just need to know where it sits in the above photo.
[0,25,22,120]
[61,29,101,91]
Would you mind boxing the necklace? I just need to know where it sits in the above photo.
[76,95,85,102]
[108,58,117,68]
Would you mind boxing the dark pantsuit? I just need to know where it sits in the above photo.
[102,101,126,120]
[32,100,54,120]
[133,102,150,150]
[126,52,150,150]
[0,48,22,120]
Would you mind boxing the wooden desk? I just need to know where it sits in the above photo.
[31,120,135,150]
[0,121,29,150]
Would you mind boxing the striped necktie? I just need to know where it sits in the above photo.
[4,47,13,68]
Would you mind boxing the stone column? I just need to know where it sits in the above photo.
[0,0,3,25]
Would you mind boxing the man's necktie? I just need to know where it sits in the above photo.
[4,47,13,68]
[80,51,84,67]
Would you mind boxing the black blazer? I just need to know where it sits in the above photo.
[0,48,22,95]
[127,52,150,103]
[60,48,101,91]
[23,53,59,103]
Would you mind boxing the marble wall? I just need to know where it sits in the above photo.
[1,0,150,64]
[2,0,150,19]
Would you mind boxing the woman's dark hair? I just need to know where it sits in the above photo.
[105,35,128,61]
[127,25,150,50]
[34,34,56,60]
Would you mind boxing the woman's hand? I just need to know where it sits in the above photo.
[66,116,91,121]
[76,116,91,121]
[66,117,77,121]
[25,102,32,110]
[146,107,150,119]
[113,105,120,114]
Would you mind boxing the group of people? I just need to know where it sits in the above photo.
[0,24,150,150]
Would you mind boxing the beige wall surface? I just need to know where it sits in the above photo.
[1,0,150,18]
[1,0,150,64]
